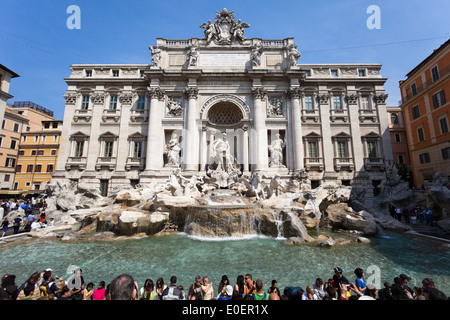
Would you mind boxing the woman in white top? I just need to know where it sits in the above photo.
[302,285,319,300]
[201,276,214,300]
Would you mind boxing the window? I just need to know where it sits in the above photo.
[442,147,450,160]
[35,164,42,173]
[304,95,314,110]
[53,135,58,142]
[104,141,114,157]
[74,141,84,157]
[432,90,446,109]
[13,123,19,132]
[419,153,430,164]
[112,70,119,77]
[46,164,54,173]
[0,137,2,147]
[42,135,46,142]
[31,150,37,156]
[4,175,10,182]
[391,113,399,124]
[137,96,146,110]
[81,95,90,110]
[15,164,22,173]
[34,184,41,190]
[411,83,417,96]
[37,150,44,156]
[358,70,365,77]
[51,149,57,156]
[133,141,143,158]
[331,70,338,77]
[360,96,370,110]
[10,139,17,149]
[86,70,92,77]
[18,150,25,156]
[417,127,425,142]
[337,141,349,158]
[332,95,343,110]
[308,141,318,158]
[109,95,118,110]
[398,154,405,164]
[395,133,401,143]
[367,141,378,159]
[439,117,449,134]
[26,164,33,172]
[52,122,58,128]
[412,105,420,119]
[431,66,440,82]
[22,136,26,142]
[26,126,30,132]
[25,182,31,187]
[34,135,39,142]
[5,158,15,168]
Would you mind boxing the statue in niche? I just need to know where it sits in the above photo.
[251,45,262,67]
[268,134,286,167]
[288,44,301,66]
[166,99,182,117]
[267,98,283,117]
[211,133,235,171]
[149,46,161,68]
[186,45,199,67]
[165,132,181,167]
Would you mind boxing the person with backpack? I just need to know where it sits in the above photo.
[252,280,269,300]
[161,276,184,300]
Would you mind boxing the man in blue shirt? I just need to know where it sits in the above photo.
[354,268,366,295]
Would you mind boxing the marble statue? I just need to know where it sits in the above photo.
[268,134,286,167]
[149,46,162,68]
[232,19,250,43]
[251,45,262,67]
[165,133,181,167]
[265,174,286,198]
[211,133,235,171]
[288,44,301,66]
[267,98,283,117]
[186,45,199,67]
[165,169,184,196]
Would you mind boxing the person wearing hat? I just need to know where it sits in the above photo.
[399,274,414,296]
[217,285,233,300]
[332,267,349,298]
[188,275,203,300]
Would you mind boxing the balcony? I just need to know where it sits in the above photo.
[125,157,146,171]
[95,157,116,171]
[304,157,324,171]
[301,109,320,123]
[364,157,384,170]
[330,108,348,122]
[358,108,378,123]
[66,157,87,171]
[73,108,92,123]
[334,157,354,171]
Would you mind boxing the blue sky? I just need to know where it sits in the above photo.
[1,0,449,120]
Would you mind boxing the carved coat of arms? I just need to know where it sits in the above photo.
[200,8,250,45]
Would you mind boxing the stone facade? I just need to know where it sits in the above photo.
[54,9,393,201]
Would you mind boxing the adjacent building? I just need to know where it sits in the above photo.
[399,39,450,187]
[0,106,28,190]
[387,106,411,167]
[0,65,20,133]
[53,9,393,202]
[14,119,62,192]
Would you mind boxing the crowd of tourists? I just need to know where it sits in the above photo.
[1,266,448,301]
[1,197,51,237]
[388,204,436,225]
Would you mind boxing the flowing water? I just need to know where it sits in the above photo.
[1,231,449,295]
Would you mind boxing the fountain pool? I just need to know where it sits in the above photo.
[0,231,449,296]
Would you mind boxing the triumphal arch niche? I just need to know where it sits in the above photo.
[57,8,392,196]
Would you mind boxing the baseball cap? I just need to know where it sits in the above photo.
[333,267,343,274]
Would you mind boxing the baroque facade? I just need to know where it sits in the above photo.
[54,9,393,200]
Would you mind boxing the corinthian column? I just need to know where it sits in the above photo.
[183,86,199,171]
[251,87,268,171]
[287,87,304,171]
[145,87,165,171]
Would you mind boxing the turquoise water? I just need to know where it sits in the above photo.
[1,231,449,295]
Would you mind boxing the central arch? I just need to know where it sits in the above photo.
[200,94,250,123]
